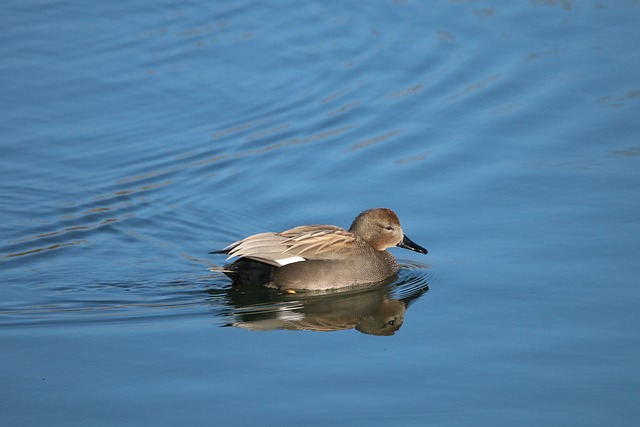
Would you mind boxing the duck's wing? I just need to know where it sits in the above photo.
[216,225,358,267]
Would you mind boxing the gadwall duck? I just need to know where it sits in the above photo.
[210,208,427,290]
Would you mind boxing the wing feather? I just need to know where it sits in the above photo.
[220,225,359,266]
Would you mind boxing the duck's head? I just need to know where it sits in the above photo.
[349,208,428,254]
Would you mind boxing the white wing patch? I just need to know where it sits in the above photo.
[274,256,306,266]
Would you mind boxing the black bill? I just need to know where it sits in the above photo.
[397,235,428,254]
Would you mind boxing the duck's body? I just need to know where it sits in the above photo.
[210,208,427,290]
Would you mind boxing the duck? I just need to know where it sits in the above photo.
[210,208,427,290]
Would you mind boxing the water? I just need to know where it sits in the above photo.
[2,0,639,425]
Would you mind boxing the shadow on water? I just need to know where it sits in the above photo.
[206,264,430,336]
[0,262,430,336]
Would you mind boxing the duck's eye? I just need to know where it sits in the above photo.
[385,226,394,231]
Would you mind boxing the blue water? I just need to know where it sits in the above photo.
[2,0,639,425]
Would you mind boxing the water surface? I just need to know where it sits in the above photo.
[2,1,639,426]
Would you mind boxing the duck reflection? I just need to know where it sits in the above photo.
[208,263,429,336]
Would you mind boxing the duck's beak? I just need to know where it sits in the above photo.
[397,235,428,254]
